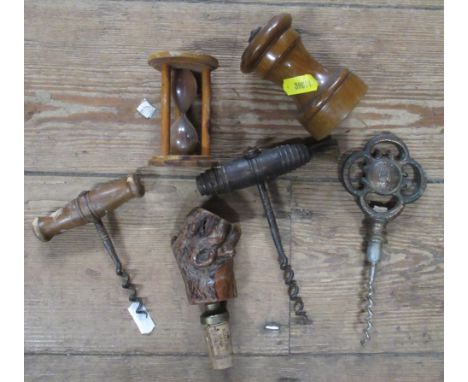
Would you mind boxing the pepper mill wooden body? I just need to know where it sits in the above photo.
[148,51,219,167]
[241,13,367,140]
[171,207,241,369]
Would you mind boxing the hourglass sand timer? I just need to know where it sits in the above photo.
[147,52,219,166]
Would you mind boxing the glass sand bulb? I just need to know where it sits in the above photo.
[170,69,199,155]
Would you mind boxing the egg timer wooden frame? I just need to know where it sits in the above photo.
[148,51,219,167]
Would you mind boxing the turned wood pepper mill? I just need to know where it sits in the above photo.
[147,51,219,167]
[32,175,149,320]
[241,13,367,140]
[171,207,241,369]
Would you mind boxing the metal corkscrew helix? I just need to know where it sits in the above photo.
[248,149,310,323]
[340,133,426,345]
[32,174,148,319]
[196,138,334,324]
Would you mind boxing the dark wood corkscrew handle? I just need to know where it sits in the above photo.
[32,174,145,242]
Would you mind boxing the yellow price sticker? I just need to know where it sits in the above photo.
[282,74,318,96]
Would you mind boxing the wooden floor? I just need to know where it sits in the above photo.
[24,1,443,381]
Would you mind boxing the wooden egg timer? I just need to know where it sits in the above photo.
[148,51,218,166]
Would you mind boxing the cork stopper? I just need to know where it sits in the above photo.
[200,302,233,370]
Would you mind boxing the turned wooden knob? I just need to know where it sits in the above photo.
[241,13,367,140]
[32,174,144,242]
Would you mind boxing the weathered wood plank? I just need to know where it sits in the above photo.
[24,0,443,378]
[25,175,443,355]
[289,181,443,353]
[25,175,291,354]
[24,353,444,382]
[24,94,444,179]
[108,0,443,9]
[25,0,443,175]
[24,0,443,102]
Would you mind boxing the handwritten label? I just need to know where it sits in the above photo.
[283,74,318,96]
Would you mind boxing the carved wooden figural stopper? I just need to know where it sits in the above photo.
[148,52,219,167]
[241,13,367,140]
[171,207,241,369]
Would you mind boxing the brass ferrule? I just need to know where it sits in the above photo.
[200,302,233,370]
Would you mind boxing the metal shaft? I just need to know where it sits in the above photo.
[360,219,386,345]
[93,218,147,318]
[195,141,336,325]
[361,262,376,346]
[256,182,311,324]
[340,134,427,346]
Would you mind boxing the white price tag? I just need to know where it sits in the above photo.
[128,302,156,335]
[136,98,157,119]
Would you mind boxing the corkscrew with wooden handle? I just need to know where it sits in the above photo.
[32,174,143,242]
[196,138,335,324]
[32,174,149,319]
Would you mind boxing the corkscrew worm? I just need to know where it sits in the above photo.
[78,191,147,318]
[256,177,311,323]
[196,139,334,323]
[340,133,426,345]
[32,175,148,321]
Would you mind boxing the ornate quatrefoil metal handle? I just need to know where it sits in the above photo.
[341,133,426,222]
[340,133,427,345]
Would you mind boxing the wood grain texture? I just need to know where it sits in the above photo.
[25,176,291,354]
[24,97,444,180]
[112,0,443,8]
[171,207,240,304]
[25,354,443,382]
[24,0,443,379]
[25,1,443,176]
[175,0,443,7]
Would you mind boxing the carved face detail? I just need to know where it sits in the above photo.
[172,207,241,304]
